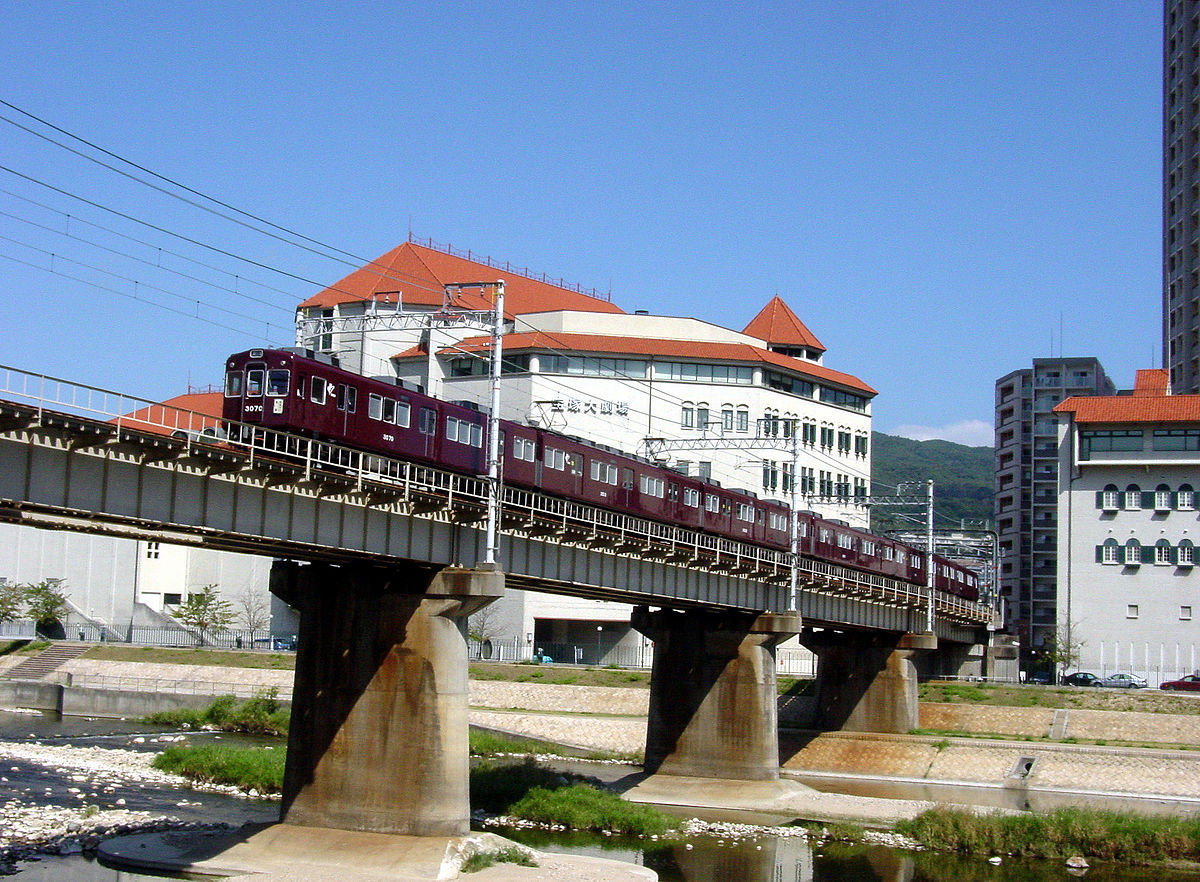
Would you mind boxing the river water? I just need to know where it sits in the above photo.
[1,710,1198,881]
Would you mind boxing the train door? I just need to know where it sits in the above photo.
[417,406,438,462]
[619,467,635,511]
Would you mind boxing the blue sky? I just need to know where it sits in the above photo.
[0,1,1161,445]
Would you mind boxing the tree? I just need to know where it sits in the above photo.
[235,587,270,632]
[1035,621,1085,680]
[0,579,23,623]
[23,578,70,630]
[171,584,235,644]
[467,603,504,652]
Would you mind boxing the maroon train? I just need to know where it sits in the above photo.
[222,348,979,601]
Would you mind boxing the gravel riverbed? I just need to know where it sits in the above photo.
[0,732,278,875]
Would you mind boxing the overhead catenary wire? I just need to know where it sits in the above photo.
[2,99,875,494]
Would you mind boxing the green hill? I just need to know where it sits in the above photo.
[869,432,993,534]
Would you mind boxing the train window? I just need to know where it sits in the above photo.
[311,377,327,405]
[667,483,678,502]
[621,468,634,490]
[267,371,289,396]
[756,508,764,524]
[246,369,264,397]
[568,454,582,476]
[897,551,907,565]
[224,371,243,397]
[862,540,876,556]
[545,447,566,471]
[704,494,719,513]
[736,503,754,522]
[446,417,483,447]
[369,394,384,421]
[296,376,306,398]
[514,436,536,462]
[396,399,411,428]
[336,384,357,412]
[380,398,396,423]
[819,528,831,543]
[639,475,664,498]
[837,534,854,550]
[798,521,807,536]
[419,408,436,435]
[683,488,700,507]
[883,545,894,560]
[590,460,618,485]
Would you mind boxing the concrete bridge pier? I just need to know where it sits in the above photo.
[800,630,936,733]
[269,559,503,836]
[631,606,801,780]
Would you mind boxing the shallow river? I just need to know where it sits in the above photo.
[1,711,1197,881]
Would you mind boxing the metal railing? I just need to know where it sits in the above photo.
[61,672,293,701]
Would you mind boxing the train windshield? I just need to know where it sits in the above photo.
[267,370,289,396]
[224,371,243,397]
[246,368,265,397]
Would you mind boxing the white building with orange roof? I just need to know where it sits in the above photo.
[285,238,876,662]
[296,238,876,529]
[1054,370,1200,684]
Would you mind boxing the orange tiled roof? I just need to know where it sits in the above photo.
[409,331,875,396]
[1133,368,1170,396]
[1054,394,1200,424]
[118,392,224,437]
[742,295,825,352]
[297,241,624,319]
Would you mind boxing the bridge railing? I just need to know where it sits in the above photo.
[0,364,999,628]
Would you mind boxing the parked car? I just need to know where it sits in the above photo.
[1063,671,1101,687]
[1161,674,1200,691]
[1099,672,1147,689]
[1028,671,1053,685]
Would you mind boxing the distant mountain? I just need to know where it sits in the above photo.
[869,432,994,534]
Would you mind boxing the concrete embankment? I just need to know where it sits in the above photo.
[8,657,1200,811]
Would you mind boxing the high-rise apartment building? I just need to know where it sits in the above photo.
[994,358,1115,665]
[1165,0,1200,393]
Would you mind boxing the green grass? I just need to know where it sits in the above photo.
[508,783,674,835]
[143,689,290,737]
[0,639,47,656]
[152,743,285,794]
[460,845,537,873]
[470,758,674,835]
[897,806,1200,863]
[84,644,296,670]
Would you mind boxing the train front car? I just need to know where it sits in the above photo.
[223,349,302,440]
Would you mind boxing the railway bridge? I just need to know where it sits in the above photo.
[0,365,1003,836]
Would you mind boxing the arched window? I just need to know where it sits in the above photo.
[1179,484,1195,511]
[681,402,695,428]
[1156,484,1174,511]
[1100,538,1121,564]
[721,405,734,432]
[1180,539,1195,567]
[1100,484,1120,510]
[1124,484,1142,511]
[1124,538,1142,566]
[736,406,749,432]
[1155,539,1174,565]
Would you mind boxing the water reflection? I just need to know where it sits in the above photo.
[500,827,1200,882]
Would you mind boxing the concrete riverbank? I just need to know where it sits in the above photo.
[2,656,1194,816]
